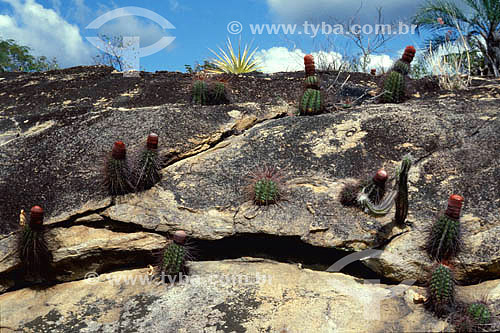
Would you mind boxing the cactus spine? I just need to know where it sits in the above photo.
[20,206,52,281]
[136,133,161,191]
[426,263,456,317]
[104,141,134,195]
[427,194,464,260]
[299,88,323,115]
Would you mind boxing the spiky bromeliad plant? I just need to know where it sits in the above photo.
[104,141,134,195]
[208,37,261,74]
[159,231,191,282]
[136,133,161,191]
[427,194,464,260]
[246,166,285,206]
[19,206,53,282]
[299,88,324,115]
[425,263,456,317]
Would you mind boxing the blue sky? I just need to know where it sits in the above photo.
[0,0,432,73]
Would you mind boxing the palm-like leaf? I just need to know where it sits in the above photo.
[208,37,261,74]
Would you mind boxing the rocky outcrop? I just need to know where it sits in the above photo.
[3,258,492,333]
[1,67,499,331]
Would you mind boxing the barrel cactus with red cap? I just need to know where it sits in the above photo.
[427,194,464,260]
[159,231,191,282]
[104,141,134,195]
[136,133,161,191]
[19,206,53,281]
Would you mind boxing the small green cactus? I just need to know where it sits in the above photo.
[104,141,134,195]
[192,80,208,105]
[212,82,227,102]
[394,154,412,226]
[468,303,491,325]
[246,166,284,206]
[426,263,456,317]
[305,75,320,89]
[299,88,323,115]
[136,133,161,191]
[382,70,405,103]
[161,231,189,280]
[254,178,279,205]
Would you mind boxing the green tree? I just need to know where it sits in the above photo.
[0,38,58,72]
[413,0,500,77]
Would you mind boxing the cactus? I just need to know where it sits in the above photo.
[468,303,492,325]
[394,154,412,226]
[19,206,53,282]
[246,166,284,206]
[299,88,323,115]
[454,302,493,332]
[339,180,363,206]
[382,70,405,103]
[104,141,134,195]
[402,45,416,64]
[392,59,411,76]
[160,231,190,281]
[425,263,456,317]
[305,75,320,89]
[212,81,228,104]
[357,190,397,216]
[427,194,464,260]
[304,54,315,76]
[136,133,161,191]
[370,69,376,75]
[192,80,208,104]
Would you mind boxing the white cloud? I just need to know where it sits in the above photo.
[255,46,395,73]
[267,0,425,24]
[255,47,343,73]
[0,0,93,67]
[364,54,394,72]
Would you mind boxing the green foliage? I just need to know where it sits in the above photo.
[254,179,279,205]
[395,154,412,225]
[0,38,58,72]
[209,37,261,74]
[299,88,323,115]
[104,157,134,195]
[305,75,320,89]
[412,0,500,77]
[382,71,405,103]
[427,215,461,260]
[185,60,217,74]
[162,242,186,276]
[426,264,455,317]
[136,149,161,191]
